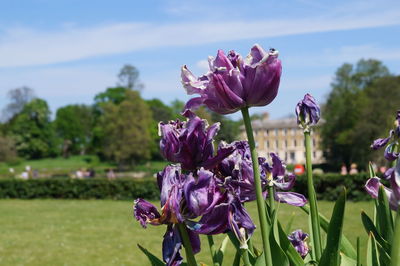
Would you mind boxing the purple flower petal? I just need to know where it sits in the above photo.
[288,229,309,258]
[371,136,391,150]
[384,143,400,161]
[182,44,282,115]
[275,192,307,207]
[295,93,320,127]
[133,199,161,228]
[162,225,183,266]
[184,169,222,217]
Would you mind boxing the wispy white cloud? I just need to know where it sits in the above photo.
[1,6,400,68]
[285,44,400,68]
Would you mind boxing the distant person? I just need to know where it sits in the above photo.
[76,169,84,179]
[20,171,29,180]
[380,166,387,174]
[107,169,116,180]
[349,163,358,175]
[340,164,348,175]
[88,168,95,178]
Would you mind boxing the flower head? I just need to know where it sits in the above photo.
[159,110,234,170]
[295,93,320,129]
[182,44,282,114]
[260,153,307,207]
[288,229,309,258]
[365,161,400,211]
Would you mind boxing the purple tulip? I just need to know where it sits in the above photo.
[371,136,392,150]
[182,44,282,114]
[134,199,161,228]
[384,143,400,161]
[217,141,266,202]
[188,193,256,249]
[365,163,400,211]
[162,224,200,266]
[184,169,222,217]
[159,110,234,170]
[260,153,307,207]
[288,230,309,258]
[295,93,320,128]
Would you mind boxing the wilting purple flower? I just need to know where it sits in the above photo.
[365,162,400,211]
[159,110,234,170]
[260,153,307,207]
[288,230,309,258]
[184,168,222,218]
[134,199,161,228]
[371,136,392,150]
[181,44,282,114]
[217,141,267,202]
[295,93,320,128]
[384,143,400,161]
[187,193,256,249]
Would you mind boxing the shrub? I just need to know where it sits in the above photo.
[0,173,375,201]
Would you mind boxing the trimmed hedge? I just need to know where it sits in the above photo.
[0,178,159,200]
[0,173,375,201]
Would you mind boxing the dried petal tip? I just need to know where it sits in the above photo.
[288,229,309,258]
[133,199,161,228]
[295,93,320,128]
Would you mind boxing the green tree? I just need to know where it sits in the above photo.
[98,90,152,168]
[1,87,35,122]
[0,134,17,162]
[321,59,390,169]
[211,112,240,142]
[55,105,94,156]
[8,98,57,159]
[118,64,144,91]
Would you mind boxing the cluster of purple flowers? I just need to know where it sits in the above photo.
[366,110,400,211]
[133,109,307,265]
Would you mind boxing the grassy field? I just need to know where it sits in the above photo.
[0,156,168,178]
[0,199,374,265]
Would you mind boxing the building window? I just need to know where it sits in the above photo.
[274,129,278,136]
[285,152,288,161]
[292,128,296,136]
[313,151,316,159]
[265,140,269,149]
[275,140,279,149]
[284,140,288,148]
[294,140,297,147]
[313,138,316,147]
[266,129,269,135]
[283,128,287,136]
[290,152,295,161]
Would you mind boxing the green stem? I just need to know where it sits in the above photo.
[391,208,400,266]
[177,223,197,266]
[240,248,251,266]
[207,235,219,266]
[304,131,323,261]
[268,185,275,214]
[241,107,273,265]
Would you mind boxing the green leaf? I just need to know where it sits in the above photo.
[376,186,394,242]
[277,222,304,266]
[361,211,391,253]
[232,249,241,266]
[284,212,296,233]
[369,162,376,178]
[215,235,229,265]
[319,188,347,266]
[301,205,357,259]
[340,252,357,266]
[376,240,391,266]
[367,233,380,266]
[137,244,165,266]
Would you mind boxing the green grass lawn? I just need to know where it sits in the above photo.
[0,156,168,178]
[0,200,374,265]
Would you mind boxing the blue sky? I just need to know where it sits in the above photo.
[0,0,399,120]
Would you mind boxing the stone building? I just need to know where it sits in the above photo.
[240,113,324,164]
